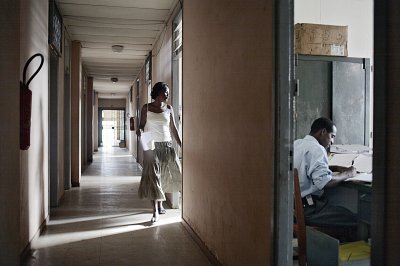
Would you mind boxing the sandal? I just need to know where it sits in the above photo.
[158,208,166,214]
[151,212,159,223]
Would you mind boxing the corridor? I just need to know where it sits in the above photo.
[24,147,212,266]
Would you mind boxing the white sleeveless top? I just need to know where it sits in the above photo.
[144,108,172,142]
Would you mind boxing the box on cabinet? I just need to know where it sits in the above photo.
[295,23,348,56]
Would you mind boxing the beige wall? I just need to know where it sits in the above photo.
[136,67,147,165]
[0,1,20,264]
[182,1,274,265]
[152,5,175,87]
[133,4,180,163]
[19,0,50,257]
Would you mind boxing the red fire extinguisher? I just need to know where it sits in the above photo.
[130,116,135,131]
[20,53,44,150]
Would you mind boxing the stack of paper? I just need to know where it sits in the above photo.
[330,144,371,154]
[328,153,358,167]
[353,154,372,173]
[140,132,155,151]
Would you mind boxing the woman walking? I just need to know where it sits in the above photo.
[136,82,182,222]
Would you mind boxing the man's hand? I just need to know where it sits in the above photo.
[343,166,357,179]
[326,166,357,187]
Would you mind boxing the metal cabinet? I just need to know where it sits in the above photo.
[295,55,370,146]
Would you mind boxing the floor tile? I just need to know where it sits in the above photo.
[24,147,212,266]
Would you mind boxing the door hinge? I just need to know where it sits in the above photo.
[294,79,300,97]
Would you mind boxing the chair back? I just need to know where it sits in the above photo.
[293,168,307,266]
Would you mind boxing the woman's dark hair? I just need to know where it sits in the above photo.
[310,117,336,134]
[150,82,169,100]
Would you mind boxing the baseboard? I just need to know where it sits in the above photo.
[20,215,49,263]
[181,219,222,266]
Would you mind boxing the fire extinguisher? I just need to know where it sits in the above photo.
[20,53,44,150]
[130,116,135,131]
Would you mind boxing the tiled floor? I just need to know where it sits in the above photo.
[24,147,212,266]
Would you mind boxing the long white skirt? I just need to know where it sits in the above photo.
[138,141,182,200]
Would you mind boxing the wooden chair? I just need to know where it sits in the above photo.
[293,168,307,266]
[293,168,370,266]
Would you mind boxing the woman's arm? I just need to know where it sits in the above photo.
[136,104,147,137]
[169,105,182,147]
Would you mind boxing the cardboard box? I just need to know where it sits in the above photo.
[295,23,348,56]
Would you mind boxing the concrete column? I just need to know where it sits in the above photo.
[94,92,99,152]
[71,41,81,187]
[87,77,93,162]
[373,1,400,264]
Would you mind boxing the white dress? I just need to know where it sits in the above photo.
[138,107,182,200]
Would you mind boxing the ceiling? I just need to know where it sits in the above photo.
[56,0,178,98]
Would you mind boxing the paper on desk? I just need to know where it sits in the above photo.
[345,173,372,183]
[330,144,371,154]
[353,154,372,173]
[140,131,155,151]
[329,153,358,167]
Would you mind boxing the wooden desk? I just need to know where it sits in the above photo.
[325,181,372,225]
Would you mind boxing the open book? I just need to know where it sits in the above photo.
[329,153,372,173]
[345,173,372,183]
[329,153,373,182]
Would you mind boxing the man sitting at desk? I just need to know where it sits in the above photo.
[294,117,358,228]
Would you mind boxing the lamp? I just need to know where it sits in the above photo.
[111,45,124,53]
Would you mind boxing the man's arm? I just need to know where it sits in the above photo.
[325,166,357,187]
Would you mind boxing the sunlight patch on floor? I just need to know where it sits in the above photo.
[32,216,182,249]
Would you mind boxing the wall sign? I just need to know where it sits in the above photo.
[49,0,63,56]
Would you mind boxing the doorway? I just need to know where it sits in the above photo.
[49,49,60,207]
[172,9,183,158]
[275,0,378,265]
[98,109,126,148]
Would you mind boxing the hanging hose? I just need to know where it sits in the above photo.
[20,53,44,150]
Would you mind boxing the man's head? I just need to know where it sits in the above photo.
[310,117,337,148]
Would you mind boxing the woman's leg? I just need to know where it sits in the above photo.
[158,201,166,214]
[151,200,159,222]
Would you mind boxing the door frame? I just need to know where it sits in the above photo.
[98,107,126,147]
[49,48,60,207]
[275,1,385,265]
[274,0,295,265]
